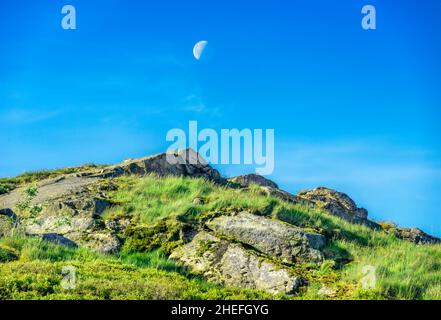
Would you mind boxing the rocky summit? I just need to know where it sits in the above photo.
[0,149,440,300]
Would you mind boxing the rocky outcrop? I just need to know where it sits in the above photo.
[394,228,441,245]
[97,148,224,183]
[170,212,326,295]
[24,192,111,235]
[0,176,119,253]
[2,148,440,298]
[297,187,380,229]
[170,232,304,295]
[229,174,279,189]
[0,149,223,255]
[206,212,325,264]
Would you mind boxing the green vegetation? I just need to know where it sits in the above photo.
[0,236,278,300]
[1,174,440,300]
[15,185,42,218]
[102,175,441,300]
[0,164,105,195]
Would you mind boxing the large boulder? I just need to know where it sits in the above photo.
[206,212,325,264]
[98,148,224,183]
[170,232,303,295]
[22,188,112,236]
[297,187,379,229]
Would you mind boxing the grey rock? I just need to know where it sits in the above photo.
[192,197,204,205]
[264,187,315,207]
[206,212,325,264]
[69,232,121,254]
[229,174,279,189]
[98,148,224,183]
[104,217,131,232]
[170,232,303,295]
[394,228,441,245]
[0,176,99,211]
[22,190,111,236]
[42,233,78,248]
[297,187,380,229]
[0,208,17,221]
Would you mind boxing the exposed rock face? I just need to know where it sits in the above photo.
[0,176,99,213]
[19,186,117,251]
[24,191,111,235]
[394,228,441,245]
[206,212,325,264]
[98,148,224,183]
[0,177,119,253]
[229,174,279,189]
[73,232,121,254]
[170,232,303,295]
[0,149,223,255]
[170,212,326,295]
[298,187,367,219]
[42,233,78,248]
[297,187,379,229]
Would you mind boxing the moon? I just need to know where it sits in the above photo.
[193,40,208,60]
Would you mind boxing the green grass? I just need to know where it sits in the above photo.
[1,174,440,300]
[103,175,283,224]
[0,236,279,300]
[101,175,441,300]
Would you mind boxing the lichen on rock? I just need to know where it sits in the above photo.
[297,187,379,229]
[206,212,325,264]
[170,232,304,295]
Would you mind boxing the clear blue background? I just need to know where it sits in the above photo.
[1,0,440,235]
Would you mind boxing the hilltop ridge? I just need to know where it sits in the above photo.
[1,149,440,299]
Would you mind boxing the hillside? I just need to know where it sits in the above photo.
[1,149,440,300]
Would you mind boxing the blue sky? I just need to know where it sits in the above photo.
[1,0,440,235]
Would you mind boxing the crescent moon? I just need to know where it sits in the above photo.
[193,40,208,60]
